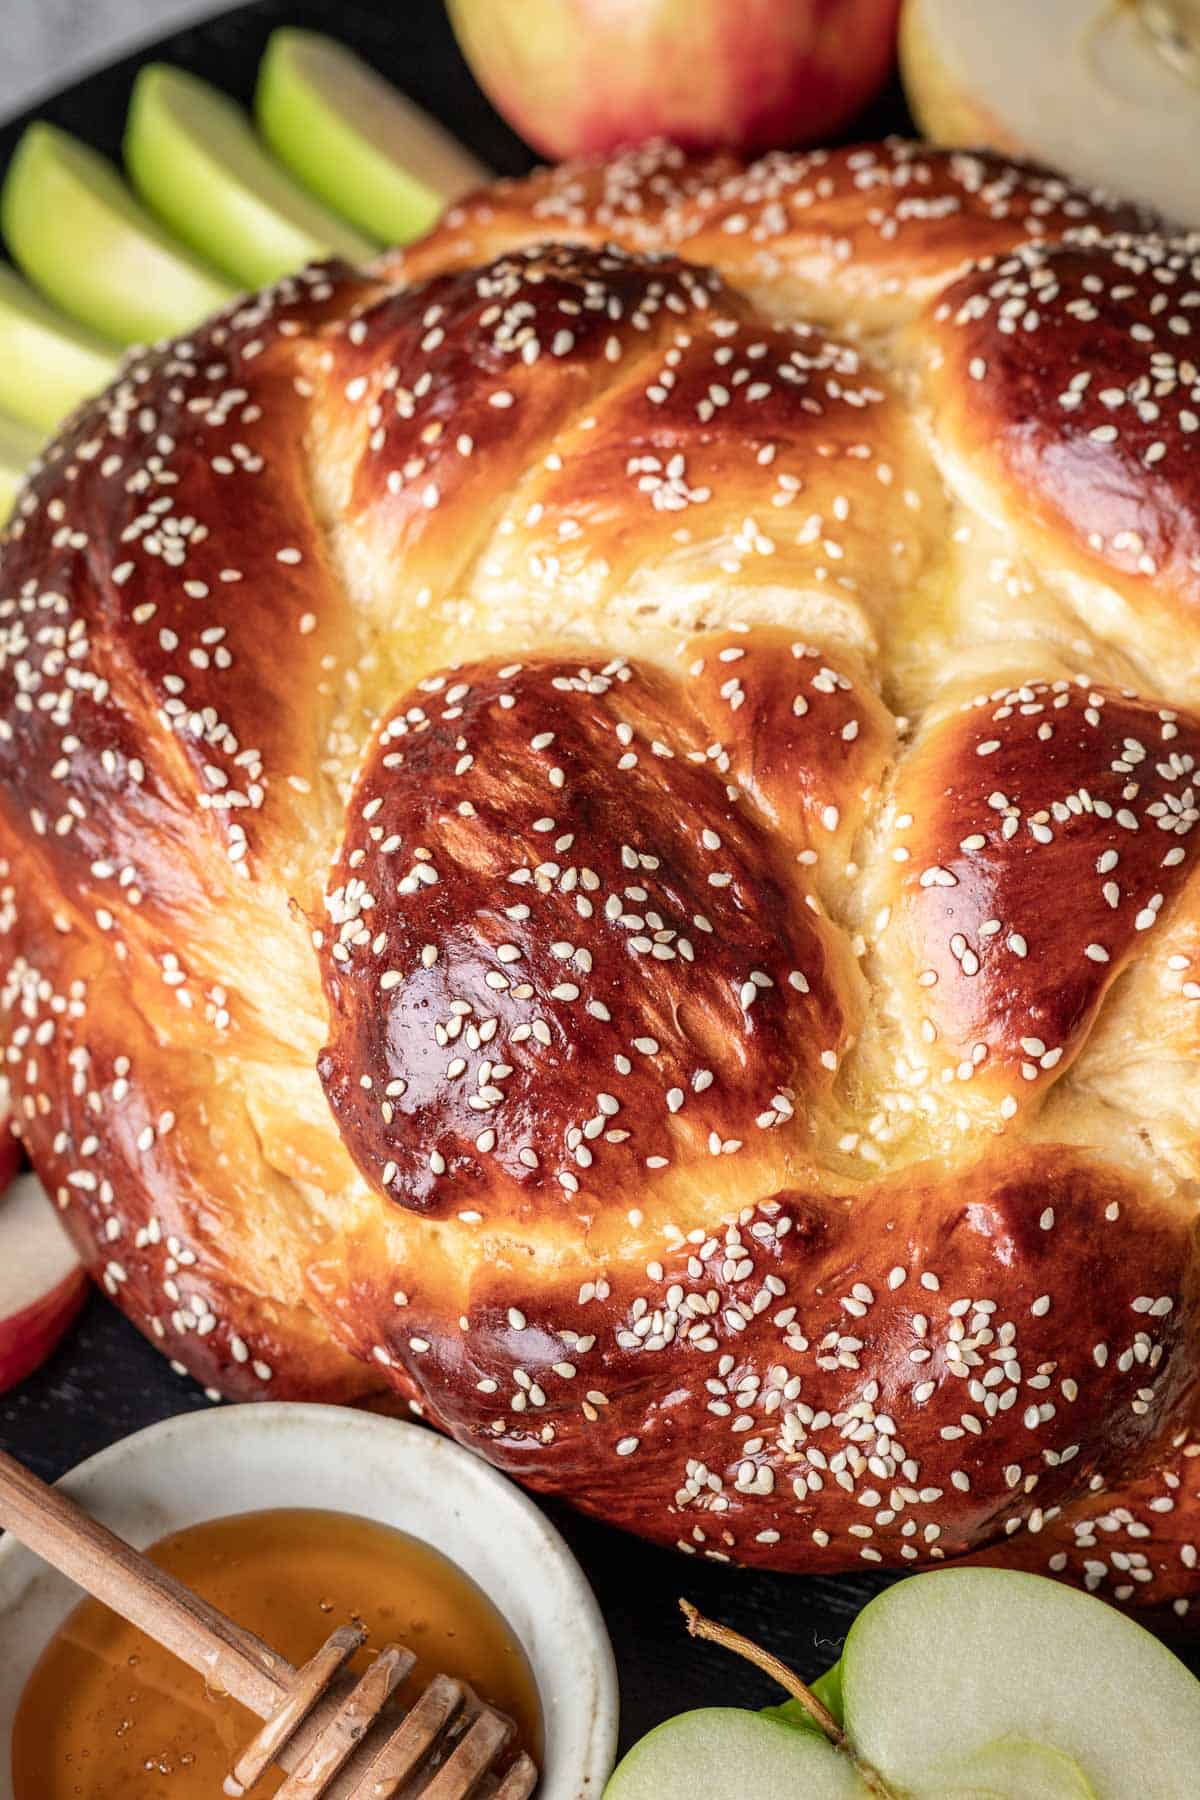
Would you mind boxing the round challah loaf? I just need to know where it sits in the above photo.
[4,137,1200,1618]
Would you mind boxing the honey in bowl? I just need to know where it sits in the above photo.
[12,1506,542,1798]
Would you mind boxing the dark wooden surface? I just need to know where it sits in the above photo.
[2,0,1192,1759]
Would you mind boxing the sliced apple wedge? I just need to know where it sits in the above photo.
[256,28,490,247]
[2,122,237,345]
[606,1571,1200,1798]
[125,64,374,288]
[0,414,44,524]
[0,265,116,434]
[0,1170,87,1392]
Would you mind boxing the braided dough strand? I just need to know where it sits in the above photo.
[2,139,1200,1620]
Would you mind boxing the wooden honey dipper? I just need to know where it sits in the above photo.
[0,1447,539,1799]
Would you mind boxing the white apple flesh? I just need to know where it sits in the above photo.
[900,0,1200,226]
[124,63,374,288]
[604,1569,1200,1797]
[446,0,901,162]
[918,1739,1096,1797]
[0,266,116,435]
[0,1170,87,1393]
[845,1569,1200,1794]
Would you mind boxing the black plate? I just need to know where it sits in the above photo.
[2,0,1190,1766]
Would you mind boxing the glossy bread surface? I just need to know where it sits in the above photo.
[3,138,1200,1619]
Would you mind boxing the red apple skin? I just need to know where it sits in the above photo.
[0,1129,20,1194]
[446,0,901,159]
[0,1264,88,1393]
[0,1084,21,1192]
[0,1162,88,1391]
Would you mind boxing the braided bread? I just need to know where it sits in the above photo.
[4,137,1200,1620]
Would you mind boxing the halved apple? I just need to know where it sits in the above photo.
[1,122,237,345]
[0,1170,87,1392]
[611,1711,867,1799]
[901,0,1200,225]
[0,265,116,434]
[605,1570,1200,1797]
[0,414,43,524]
[125,63,374,288]
[256,28,490,247]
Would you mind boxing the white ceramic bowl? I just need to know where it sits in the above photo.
[0,1403,618,1799]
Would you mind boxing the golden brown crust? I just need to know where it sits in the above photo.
[392,139,1158,325]
[324,1144,1200,1575]
[963,1422,1200,1628]
[0,834,390,1408]
[921,235,1200,632]
[3,141,1200,1617]
[879,676,1200,1105]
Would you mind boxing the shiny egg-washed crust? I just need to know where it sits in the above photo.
[4,138,1200,1619]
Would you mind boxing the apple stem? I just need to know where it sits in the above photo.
[679,1599,846,1749]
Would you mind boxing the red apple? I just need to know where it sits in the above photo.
[446,0,901,161]
[0,1080,22,1192]
[0,1170,87,1392]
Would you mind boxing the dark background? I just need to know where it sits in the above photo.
[3,0,1185,1761]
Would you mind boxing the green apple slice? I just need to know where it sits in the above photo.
[256,28,490,247]
[0,413,43,523]
[604,1708,870,1800]
[0,265,116,433]
[2,122,237,345]
[842,1568,1200,1797]
[124,64,373,288]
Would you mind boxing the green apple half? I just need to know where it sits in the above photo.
[605,1570,1200,1798]
[0,265,116,434]
[125,64,374,287]
[2,122,237,345]
[256,28,490,247]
